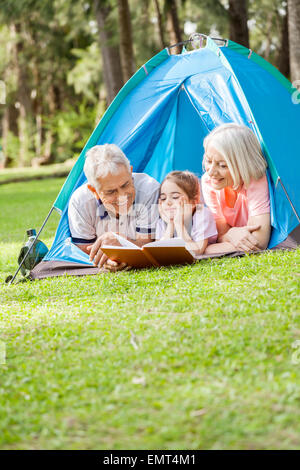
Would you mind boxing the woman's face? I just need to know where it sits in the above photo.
[204,144,234,190]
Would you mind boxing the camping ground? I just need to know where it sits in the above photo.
[0,176,300,450]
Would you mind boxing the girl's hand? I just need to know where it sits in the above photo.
[182,199,193,226]
[173,197,185,236]
[174,197,193,235]
[158,199,175,238]
[158,198,170,223]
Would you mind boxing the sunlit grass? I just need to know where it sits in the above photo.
[0,178,300,449]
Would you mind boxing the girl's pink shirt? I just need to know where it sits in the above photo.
[201,172,270,227]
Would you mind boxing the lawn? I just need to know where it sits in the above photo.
[0,178,300,450]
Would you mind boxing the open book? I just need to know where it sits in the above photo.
[101,234,195,268]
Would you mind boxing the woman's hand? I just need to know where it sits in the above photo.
[224,225,262,252]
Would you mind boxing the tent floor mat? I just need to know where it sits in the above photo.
[30,229,299,280]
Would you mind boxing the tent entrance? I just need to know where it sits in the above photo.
[144,84,210,182]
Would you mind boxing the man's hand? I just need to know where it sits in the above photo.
[102,259,131,272]
[225,225,261,252]
[87,232,121,267]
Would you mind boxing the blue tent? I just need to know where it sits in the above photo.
[40,37,300,269]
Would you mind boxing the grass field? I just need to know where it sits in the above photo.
[0,178,300,450]
[0,161,74,185]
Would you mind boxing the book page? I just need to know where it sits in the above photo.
[144,237,186,248]
[101,246,154,268]
[105,233,141,249]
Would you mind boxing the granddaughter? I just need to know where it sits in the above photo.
[156,171,218,256]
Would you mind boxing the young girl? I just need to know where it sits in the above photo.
[156,170,218,256]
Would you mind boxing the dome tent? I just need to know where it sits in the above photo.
[25,36,300,280]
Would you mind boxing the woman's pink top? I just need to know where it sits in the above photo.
[201,172,270,227]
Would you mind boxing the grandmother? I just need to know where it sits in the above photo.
[201,123,271,254]
[68,144,160,268]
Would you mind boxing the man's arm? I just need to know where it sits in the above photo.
[75,243,94,255]
[88,232,154,268]
[68,187,98,253]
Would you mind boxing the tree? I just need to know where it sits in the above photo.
[228,0,250,48]
[278,5,290,78]
[288,0,300,82]
[153,0,166,49]
[165,0,182,54]
[93,0,124,105]
[117,0,135,82]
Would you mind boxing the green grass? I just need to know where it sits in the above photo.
[0,178,300,450]
[0,161,74,185]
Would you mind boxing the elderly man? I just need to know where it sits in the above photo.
[68,144,160,269]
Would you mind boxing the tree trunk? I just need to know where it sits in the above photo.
[94,0,124,105]
[288,0,300,83]
[153,0,165,49]
[32,63,42,160]
[17,103,29,167]
[41,84,55,165]
[117,0,135,82]
[228,0,249,48]
[11,23,32,167]
[165,0,182,54]
[278,8,290,79]
[1,108,10,168]
[1,28,13,167]
[262,11,274,61]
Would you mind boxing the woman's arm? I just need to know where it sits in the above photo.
[220,213,271,252]
[246,213,271,250]
[215,218,231,241]
[204,241,236,254]
[186,239,208,256]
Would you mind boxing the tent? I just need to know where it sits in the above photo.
[29,36,300,279]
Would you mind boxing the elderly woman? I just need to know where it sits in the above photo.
[202,123,271,254]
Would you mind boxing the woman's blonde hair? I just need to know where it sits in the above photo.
[203,123,267,189]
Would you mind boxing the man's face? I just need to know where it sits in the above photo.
[92,165,135,216]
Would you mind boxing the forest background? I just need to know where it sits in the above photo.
[0,0,299,169]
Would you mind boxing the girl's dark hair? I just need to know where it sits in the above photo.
[161,171,201,203]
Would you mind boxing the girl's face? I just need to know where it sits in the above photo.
[159,180,194,221]
[204,144,234,190]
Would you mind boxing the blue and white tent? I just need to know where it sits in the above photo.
[35,36,300,274]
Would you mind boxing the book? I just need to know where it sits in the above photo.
[101,234,195,268]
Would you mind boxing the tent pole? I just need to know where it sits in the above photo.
[8,206,55,285]
[278,178,300,223]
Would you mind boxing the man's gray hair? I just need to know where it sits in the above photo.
[84,144,131,190]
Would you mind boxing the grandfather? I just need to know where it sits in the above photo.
[68,144,160,268]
